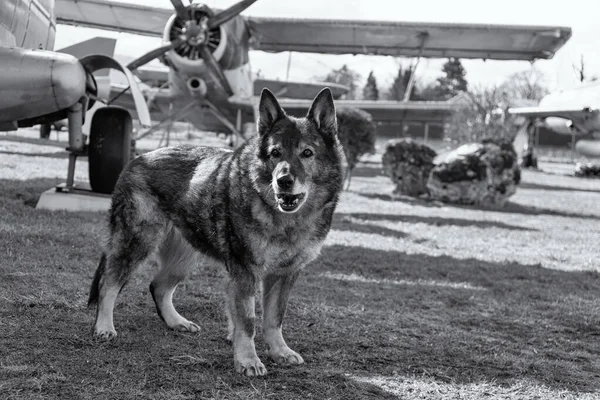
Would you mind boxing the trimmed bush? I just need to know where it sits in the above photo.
[382,138,437,196]
[336,107,376,189]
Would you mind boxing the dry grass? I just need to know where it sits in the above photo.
[2,137,600,399]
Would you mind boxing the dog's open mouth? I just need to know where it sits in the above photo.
[276,193,306,212]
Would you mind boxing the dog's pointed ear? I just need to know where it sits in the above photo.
[307,87,337,138]
[257,88,285,135]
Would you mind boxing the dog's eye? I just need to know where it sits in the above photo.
[302,149,314,158]
[270,148,281,158]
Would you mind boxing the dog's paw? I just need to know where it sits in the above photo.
[173,320,201,333]
[94,329,117,341]
[234,356,267,377]
[268,347,304,365]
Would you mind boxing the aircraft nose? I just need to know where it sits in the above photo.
[277,175,294,190]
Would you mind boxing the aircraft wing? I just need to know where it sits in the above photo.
[507,106,600,120]
[254,79,349,99]
[247,18,572,60]
[55,0,571,61]
[55,0,170,37]
[229,97,455,126]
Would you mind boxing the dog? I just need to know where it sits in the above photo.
[88,87,345,376]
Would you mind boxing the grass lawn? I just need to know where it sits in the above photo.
[1,137,600,399]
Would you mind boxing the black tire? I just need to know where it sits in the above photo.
[40,123,51,139]
[88,107,132,194]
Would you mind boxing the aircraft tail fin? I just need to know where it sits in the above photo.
[57,37,117,76]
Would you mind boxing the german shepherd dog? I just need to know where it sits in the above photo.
[88,88,345,376]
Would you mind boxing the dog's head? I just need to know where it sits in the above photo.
[252,87,345,213]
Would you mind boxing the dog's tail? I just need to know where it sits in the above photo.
[88,253,107,307]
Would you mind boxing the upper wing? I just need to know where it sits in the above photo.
[247,18,572,60]
[507,106,599,120]
[55,0,169,37]
[253,78,349,99]
[55,0,571,61]
[228,97,455,126]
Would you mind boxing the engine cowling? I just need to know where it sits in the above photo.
[162,6,227,75]
[0,48,87,124]
[543,117,575,136]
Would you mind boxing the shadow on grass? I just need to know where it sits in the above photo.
[354,190,600,220]
[0,134,67,148]
[350,165,385,178]
[331,214,410,238]
[306,245,600,394]
[335,212,537,232]
[0,150,70,159]
[477,201,600,220]
[0,178,62,207]
[519,182,600,193]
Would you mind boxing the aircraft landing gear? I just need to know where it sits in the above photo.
[521,120,539,169]
[88,106,133,194]
[40,123,51,139]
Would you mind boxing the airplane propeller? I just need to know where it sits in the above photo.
[126,0,258,96]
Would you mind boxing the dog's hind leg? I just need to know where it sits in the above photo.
[91,236,159,340]
[150,227,200,333]
[90,192,165,340]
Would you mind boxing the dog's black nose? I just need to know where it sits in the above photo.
[277,175,294,190]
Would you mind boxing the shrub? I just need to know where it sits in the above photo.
[336,107,376,189]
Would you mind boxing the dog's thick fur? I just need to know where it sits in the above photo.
[88,88,345,376]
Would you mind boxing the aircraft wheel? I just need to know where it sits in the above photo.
[88,107,132,194]
[40,123,51,139]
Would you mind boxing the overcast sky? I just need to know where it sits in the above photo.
[54,0,600,94]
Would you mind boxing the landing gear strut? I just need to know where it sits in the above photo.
[521,121,538,169]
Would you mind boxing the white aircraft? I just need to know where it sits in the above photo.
[509,82,600,159]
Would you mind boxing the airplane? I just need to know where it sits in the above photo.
[0,0,151,194]
[509,82,600,164]
[1,0,571,197]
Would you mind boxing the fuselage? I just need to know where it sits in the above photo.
[1,0,56,49]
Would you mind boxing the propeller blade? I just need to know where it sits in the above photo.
[127,38,184,71]
[170,0,189,20]
[207,0,257,29]
[198,45,233,96]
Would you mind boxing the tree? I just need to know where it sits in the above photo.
[418,81,446,101]
[362,71,379,100]
[444,85,517,146]
[318,64,361,99]
[573,54,598,83]
[435,58,468,100]
[500,68,549,101]
[386,64,420,101]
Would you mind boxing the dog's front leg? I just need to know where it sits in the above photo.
[226,274,267,377]
[262,271,304,365]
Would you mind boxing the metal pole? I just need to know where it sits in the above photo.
[403,32,429,102]
[286,51,292,81]
[571,131,576,163]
